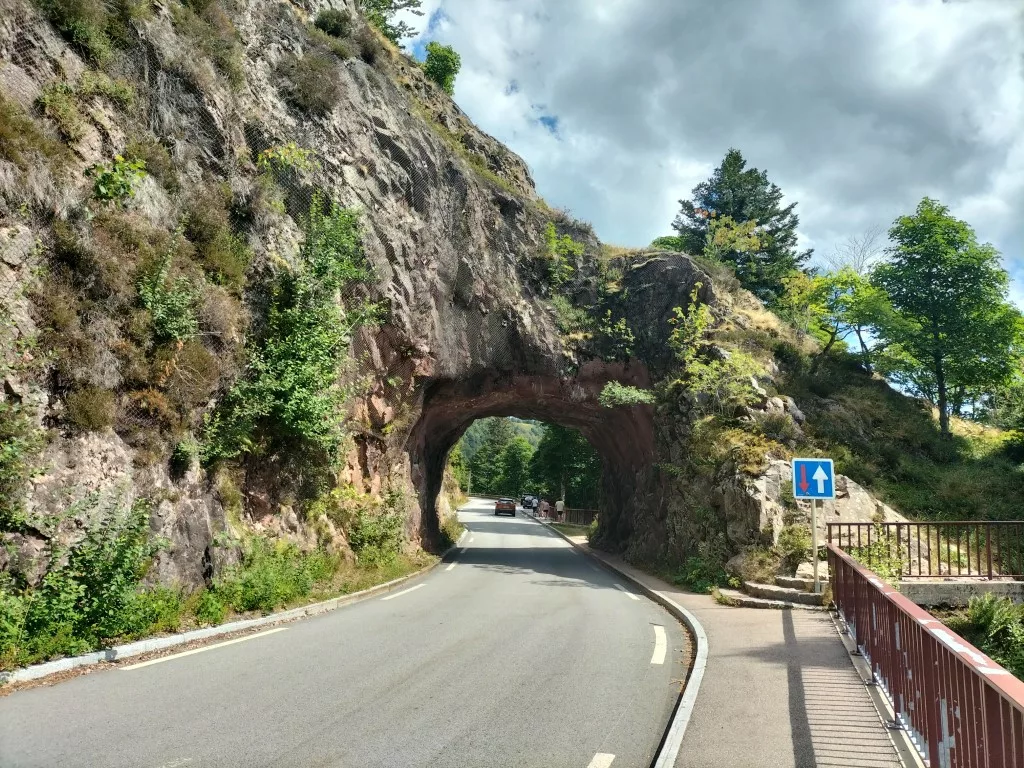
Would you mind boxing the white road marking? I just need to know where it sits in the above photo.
[445,562,457,572]
[587,754,615,768]
[469,536,475,543]
[121,628,288,670]
[614,583,639,600]
[651,625,667,665]
[381,583,426,601]
[459,547,467,555]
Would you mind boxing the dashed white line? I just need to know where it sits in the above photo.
[468,536,475,543]
[445,562,457,572]
[614,583,639,600]
[121,628,288,670]
[651,625,667,665]
[381,583,426,601]
[587,754,615,768]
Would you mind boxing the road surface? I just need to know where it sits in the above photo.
[0,498,686,768]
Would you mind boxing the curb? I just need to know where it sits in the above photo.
[531,514,707,768]
[1,528,467,687]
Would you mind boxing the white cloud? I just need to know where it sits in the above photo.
[406,0,1024,299]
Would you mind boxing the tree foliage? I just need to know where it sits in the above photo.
[671,148,810,303]
[358,0,422,45]
[871,197,1023,435]
[528,424,601,508]
[422,41,461,95]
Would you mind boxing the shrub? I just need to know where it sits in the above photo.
[544,222,583,287]
[314,8,351,37]
[0,401,44,530]
[35,0,113,64]
[599,381,655,408]
[127,138,179,194]
[213,537,337,614]
[192,589,227,625]
[754,412,801,444]
[38,82,85,141]
[185,213,250,291]
[170,435,200,477]
[276,53,342,115]
[0,495,158,668]
[674,553,728,594]
[66,386,116,430]
[77,70,135,108]
[203,197,378,462]
[256,143,316,176]
[170,1,245,88]
[348,488,405,565]
[944,594,1024,679]
[776,524,811,573]
[422,41,460,95]
[551,295,593,337]
[138,245,198,344]
[0,94,69,170]
[355,25,382,64]
[86,156,147,205]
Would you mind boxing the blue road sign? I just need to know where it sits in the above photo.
[792,458,835,500]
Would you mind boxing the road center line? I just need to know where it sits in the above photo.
[614,583,639,601]
[121,628,288,670]
[587,753,615,768]
[381,583,426,601]
[651,625,667,665]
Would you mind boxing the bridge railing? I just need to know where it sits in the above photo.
[828,542,1024,767]
[828,521,1024,579]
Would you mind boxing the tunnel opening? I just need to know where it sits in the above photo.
[405,362,657,554]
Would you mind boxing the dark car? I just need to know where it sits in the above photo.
[494,498,516,516]
[521,494,535,508]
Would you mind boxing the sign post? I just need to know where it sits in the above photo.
[792,457,835,594]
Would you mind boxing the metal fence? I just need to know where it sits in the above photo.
[563,508,597,526]
[828,543,1024,767]
[828,522,1024,579]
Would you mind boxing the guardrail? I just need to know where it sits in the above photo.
[828,542,1024,767]
[828,521,1024,579]
[563,508,597,526]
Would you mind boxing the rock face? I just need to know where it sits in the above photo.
[0,0,906,587]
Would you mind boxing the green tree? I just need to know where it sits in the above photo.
[872,197,1023,435]
[778,268,893,372]
[467,417,515,493]
[358,0,422,45]
[528,425,601,508]
[446,442,469,491]
[671,148,810,303]
[498,437,534,496]
[422,41,460,95]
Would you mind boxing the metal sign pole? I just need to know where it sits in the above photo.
[812,498,820,594]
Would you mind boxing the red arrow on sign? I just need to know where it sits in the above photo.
[799,464,810,494]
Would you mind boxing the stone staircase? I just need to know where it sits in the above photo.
[718,572,830,610]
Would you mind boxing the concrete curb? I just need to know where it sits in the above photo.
[531,515,707,768]
[1,528,467,687]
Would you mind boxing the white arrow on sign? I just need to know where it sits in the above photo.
[812,465,828,494]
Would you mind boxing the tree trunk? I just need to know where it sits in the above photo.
[810,329,839,373]
[855,327,872,372]
[933,349,949,436]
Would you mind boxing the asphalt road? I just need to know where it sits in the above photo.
[0,498,686,768]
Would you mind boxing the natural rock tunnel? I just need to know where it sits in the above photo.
[407,360,656,549]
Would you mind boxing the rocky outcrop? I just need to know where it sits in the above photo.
[0,0,911,588]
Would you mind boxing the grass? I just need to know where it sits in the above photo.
[550,522,590,539]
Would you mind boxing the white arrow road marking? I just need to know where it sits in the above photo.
[381,583,426,601]
[614,583,639,601]
[651,625,667,665]
[587,754,615,768]
[121,628,288,670]
[812,464,828,493]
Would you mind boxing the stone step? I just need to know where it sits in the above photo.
[743,581,827,606]
[775,576,815,591]
[717,588,828,611]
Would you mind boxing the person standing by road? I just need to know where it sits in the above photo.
[539,499,549,518]
[555,498,565,522]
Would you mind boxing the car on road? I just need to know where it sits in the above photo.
[494,498,516,516]
[521,494,535,508]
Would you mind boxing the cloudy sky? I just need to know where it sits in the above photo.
[401,0,1024,303]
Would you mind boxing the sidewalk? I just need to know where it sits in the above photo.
[574,540,905,768]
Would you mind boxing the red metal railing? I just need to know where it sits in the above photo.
[563,508,597,526]
[828,522,1024,579]
[829,543,1024,767]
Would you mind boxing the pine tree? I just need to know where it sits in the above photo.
[672,148,810,303]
